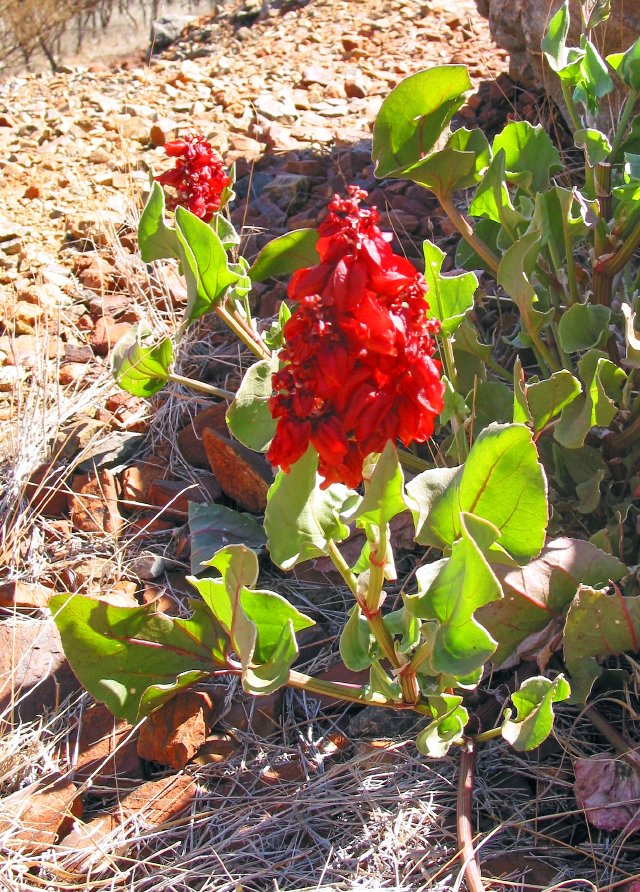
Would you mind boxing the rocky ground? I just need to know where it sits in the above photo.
[0,2,624,890]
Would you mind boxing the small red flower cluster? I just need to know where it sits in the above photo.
[156,134,231,223]
[267,186,444,489]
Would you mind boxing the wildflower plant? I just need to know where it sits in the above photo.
[50,2,640,885]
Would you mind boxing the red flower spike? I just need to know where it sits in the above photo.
[267,187,445,489]
[155,133,231,223]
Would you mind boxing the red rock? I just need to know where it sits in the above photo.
[137,691,217,769]
[70,702,143,786]
[24,462,70,516]
[177,402,229,467]
[119,457,168,511]
[68,469,123,536]
[91,316,133,356]
[0,618,80,725]
[147,475,223,520]
[194,733,239,765]
[344,78,368,99]
[0,579,54,610]
[59,362,92,385]
[125,514,178,538]
[222,691,282,737]
[202,428,271,513]
[23,184,41,200]
[0,775,83,853]
[78,255,115,293]
[0,333,61,367]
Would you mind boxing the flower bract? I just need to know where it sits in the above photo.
[155,133,231,222]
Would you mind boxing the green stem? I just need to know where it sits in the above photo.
[561,79,582,133]
[597,218,640,277]
[592,163,614,307]
[286,668,400,708]
[167,372,235,400]
[326,539,357,595]
[472,726,503,744]
[216,303,271,360]
[484,354,512,381]
[609,88,639,162]
[442,336,469,462]
[367,611,401,669]
[438,195,500,275]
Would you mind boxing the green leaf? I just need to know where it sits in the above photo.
[49,593,228,724]
[265,447,356,570]
[526,370,582,433]
[455,218,501,274]
[410,423,548,562]
[367,661,401,701]
[339,605,376,671]
[111,325,172,398]
[497,231,555,337]
[608,36,640,90]
[564,585,640,701]
[557,303,611,353]
[472,380,513,430]
[226,357,278,453]
[174,205,239,324]
[138,181,180,262]
[264,301,292,351]
[372,66,472,178]
[356,441,414,533]
[501,675,570,750]
[404,128,491,197]
[541,1,571,72]
[405,513,501,676]
[478,536,627,665]
[573,39,615,113]
[248,228,320,282]
[513,357,533,424]
[492,121,562,193]
[188,545,258,664]
[212,214,240,249]
[240,589,314,663]
[188,502,266,575]
[423,240,478,334]
[621,303,640,368]
[188,544,313,692]
[574,128,612,165]
[469,149,523,232]
[554,349,626,449]
[416,694,468,757]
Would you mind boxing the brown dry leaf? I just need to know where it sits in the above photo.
[137,691,217,769]
[574,755,640,833]
[202,428,271,513]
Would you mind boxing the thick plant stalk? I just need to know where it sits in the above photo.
[438,196,500,275]
[457,742,486,892]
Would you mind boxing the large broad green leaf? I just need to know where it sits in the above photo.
[554,349,626,449]
[111,325,172,398]
[138,181,180,262]
[265,447,357,570]
[423,240,478,334]
[472,380,513,430]
[249,228,320,282]
[526,370,582,434]
[552,442,607,513]
[372,66,472,178]
[226,357,278,452]
[497,230,555,337]
[49,593,228,724]
[478,537,627,665]
[492,121,562,193]
[502,675,571,751]
[404,513,501,676]
[410,423,548,562]
[416,694,469,757]
[188,502,266,575]
[564,585,640,701]
[174,205,240,324]
[240,588,314,663]
[557,303,611,353]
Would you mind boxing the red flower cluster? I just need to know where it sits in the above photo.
[267,186,444,489]
[156,134,231,223]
